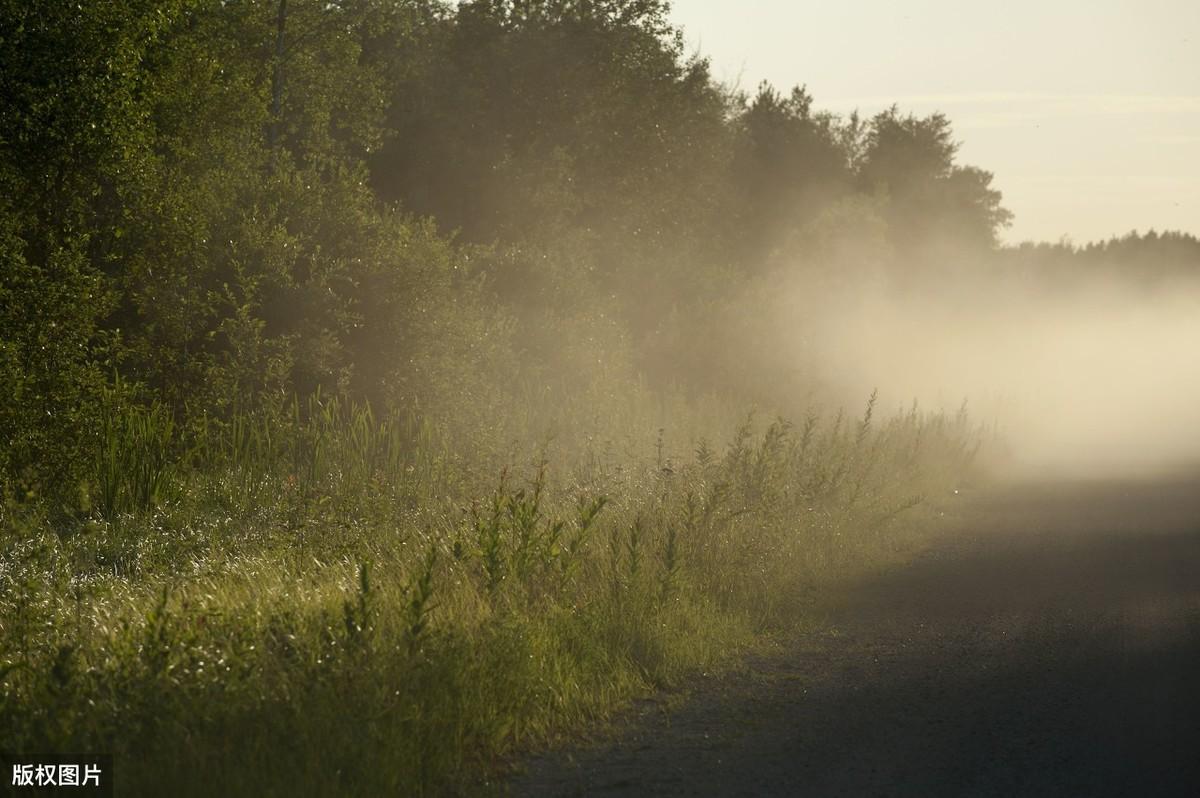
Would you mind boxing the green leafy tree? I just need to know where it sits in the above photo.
[858,107,1011,255]
[729,83,854,264]
[0,0,172,504]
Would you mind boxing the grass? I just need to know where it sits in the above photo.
[0,391,982,795]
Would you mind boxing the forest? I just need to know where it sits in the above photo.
[2,1,1198,794]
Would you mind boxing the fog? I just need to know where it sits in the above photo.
[803,263,1200,478]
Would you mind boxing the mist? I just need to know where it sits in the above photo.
[799,256,1200,478]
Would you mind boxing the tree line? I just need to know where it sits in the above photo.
[1,0,1195,509]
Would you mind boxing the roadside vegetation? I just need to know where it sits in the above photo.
[1,392,980,794]
[1,0,1193,793]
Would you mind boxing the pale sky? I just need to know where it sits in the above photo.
[669,0,1200,244]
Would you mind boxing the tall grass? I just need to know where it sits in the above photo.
[0,391,982,795]
[94,392,177,517]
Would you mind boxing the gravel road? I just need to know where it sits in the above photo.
[511,473,1200,796]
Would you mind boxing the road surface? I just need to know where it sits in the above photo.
[513,473,1200,796]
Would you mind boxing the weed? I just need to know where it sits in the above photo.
[0,393,981,794]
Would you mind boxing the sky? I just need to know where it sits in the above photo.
[668,0,1200,244]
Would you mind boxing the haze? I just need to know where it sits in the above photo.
[670,0,1200,244]
[801,266,1200,478]
[6,4,1200,791]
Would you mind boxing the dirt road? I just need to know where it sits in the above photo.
[512,473,1200,796]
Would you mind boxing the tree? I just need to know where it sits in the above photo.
[858,107,1011,254]
[730,83,854,265]
[0,0,172,504]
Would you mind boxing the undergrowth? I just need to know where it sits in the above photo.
[0,393,981,795]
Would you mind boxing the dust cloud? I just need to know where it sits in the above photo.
[799,259,1200,479]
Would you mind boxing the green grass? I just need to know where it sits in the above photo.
[0,393,981,795]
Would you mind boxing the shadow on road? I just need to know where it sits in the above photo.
[514,473,1200,796]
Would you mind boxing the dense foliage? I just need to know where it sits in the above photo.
[0,0,1020,499]
[1,0,1195,793]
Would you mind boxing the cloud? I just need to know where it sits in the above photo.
[1139,133,1200,145]
[820,93,1200,120]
